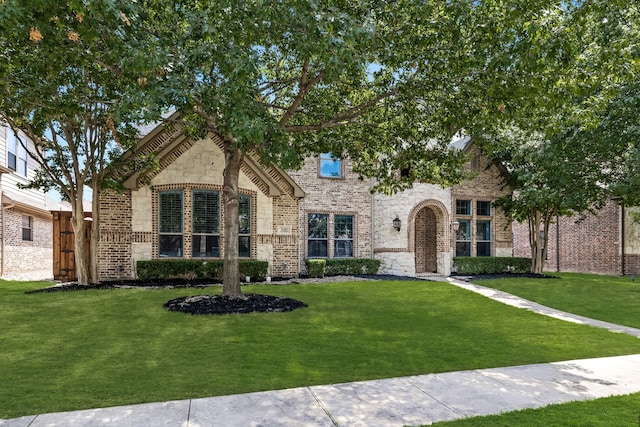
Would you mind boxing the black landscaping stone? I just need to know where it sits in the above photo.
[163,293,307,315]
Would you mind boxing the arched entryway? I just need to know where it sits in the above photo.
[415,207,438,273]
[408,199,452,276]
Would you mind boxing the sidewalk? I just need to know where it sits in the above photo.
[3,278,640,427]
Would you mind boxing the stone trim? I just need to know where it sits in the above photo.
[407,199,452,253]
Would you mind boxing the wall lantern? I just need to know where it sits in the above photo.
[392,216,401,232]
[452,220,460,232]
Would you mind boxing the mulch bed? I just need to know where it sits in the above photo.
[163,294,307,315]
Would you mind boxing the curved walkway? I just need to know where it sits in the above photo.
[2,277,640,427]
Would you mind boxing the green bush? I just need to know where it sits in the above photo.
[325,258,381,275]
[136,259,268,281]
[305,259,326,278]
[453,257,531,275]
[239,260,268,281]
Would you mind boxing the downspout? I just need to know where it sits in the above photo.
[556,215,560,273]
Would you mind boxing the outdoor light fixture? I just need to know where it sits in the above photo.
[393,216,401,232]
[452,220,460,232]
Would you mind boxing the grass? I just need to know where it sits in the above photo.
[428,392,640,426]
[1,277,640,419]
[473,272,640,329]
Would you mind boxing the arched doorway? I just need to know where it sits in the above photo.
[415,206,438,273]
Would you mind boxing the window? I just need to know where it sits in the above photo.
[477,201,491,216]
[319,152,341,178]
[159,191,183,257]
[22,215,32,241]
[476,220,491,256]
[334,215,353,257]
[308,214,328,257]
[455,219,471,257]
[7,129,27,177]
[192,190,220,257]
[456,200,471,215]
[238,194,251,258]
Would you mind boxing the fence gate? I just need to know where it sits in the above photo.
[52,211,91,281]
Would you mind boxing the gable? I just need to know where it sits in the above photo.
[119,116,304,199]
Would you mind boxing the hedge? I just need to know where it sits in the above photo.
[305,259,326,278]
[453,257,531,274]
[136,259,269,281]
[324,258,381,275]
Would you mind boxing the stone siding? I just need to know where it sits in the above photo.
[99,137,300,280]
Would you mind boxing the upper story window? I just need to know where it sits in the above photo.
[319,152,341,178]
[7,129,27,177]
[477,201,491,216]
[192,190,220,258]
[159,190,183,257]
[456,200,471,216]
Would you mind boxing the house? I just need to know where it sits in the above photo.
[98,124,514,280]
[0,125,62,281]
[513,199,640,276]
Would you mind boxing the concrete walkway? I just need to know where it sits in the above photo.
[3,277,640,427]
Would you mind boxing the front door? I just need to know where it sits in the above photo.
[415,207,437,273]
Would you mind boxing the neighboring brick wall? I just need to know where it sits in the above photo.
[514,199,624,275]
[451,147,512,257]
[1,207,53,280]
[288,156,373,273]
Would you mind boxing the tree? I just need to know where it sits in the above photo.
[0,1,153,285]
[485,0,640,273]
[138,0,568,297]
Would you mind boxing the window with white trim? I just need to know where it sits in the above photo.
[7,129,27,177]
[158,190,183,257]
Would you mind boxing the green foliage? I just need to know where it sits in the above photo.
[136,260,267,281]
[453,257,531,275]
[305,259,326,278]
[324,258,380,276]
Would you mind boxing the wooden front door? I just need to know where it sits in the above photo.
[415,207,438,273]
[52,211,91,281]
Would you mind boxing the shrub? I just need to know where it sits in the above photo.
[136,259,268,281]
[325,258,381,275]
[453,257,531,275]
[305,259,326,278]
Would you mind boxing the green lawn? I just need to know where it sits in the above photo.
[2,278,640,419]
[473,272,640,329]
[429,392,640,427]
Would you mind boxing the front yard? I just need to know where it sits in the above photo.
[1,276,639,419]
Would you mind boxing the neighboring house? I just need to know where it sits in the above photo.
[513,199,640,276]
[99,120,513,280]
[0,125,61,281]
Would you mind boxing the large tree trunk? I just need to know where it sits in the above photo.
[71,197,89,286]
[528,210,545,274]
[89,187,101,284]
[222,143,245,299]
